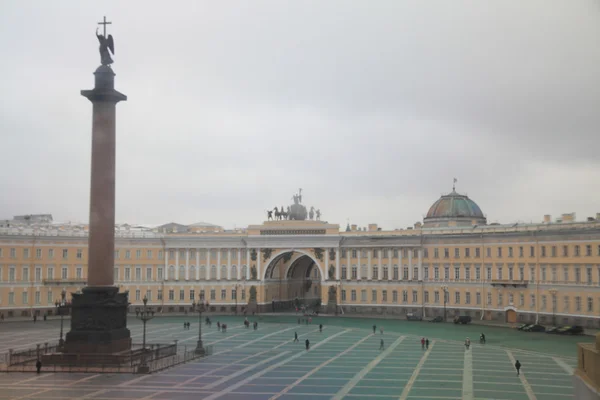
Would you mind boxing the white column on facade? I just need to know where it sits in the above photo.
[227,249,232,280]
[246,249,251,279]
[325,249,329,281]
[195,249,200,280]
[164,249,168,281]
[185,249,190,280]
[175,250,179,280]
[217,250,221,280]
[357,249,361,280]
[335,248,340,280]
[206,249,211,280]
[408,249,413,281]
[418,249,423,281]
[378,249,383,280]
[367,250,372,280]
[399,248,403,281]
[257,248,262,280]
[237,249,242,280]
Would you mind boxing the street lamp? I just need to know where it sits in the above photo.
[191,301,206,355]
[441,285,449,322]
[549,288,557,326]
[54,290,68,348]
[136,296,154,374]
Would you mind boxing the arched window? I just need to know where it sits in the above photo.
[341,265,347,280]
[393,265,399,280]
[231,265,238,280]
[242,265,248,279]
[178,265,185,280]
[383,265,389,280]
[220,265,227,280]
[211,265,217,279]
[168,265,176,280]
[351,265,357,279]
[189,265,196,280]
[199,265,206,279]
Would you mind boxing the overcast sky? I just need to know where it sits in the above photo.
[1,1,599,229]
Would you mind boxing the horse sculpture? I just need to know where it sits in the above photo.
[309,206,315,220]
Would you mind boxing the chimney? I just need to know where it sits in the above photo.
[562,213,575,222]
[543,215,551,223]
[351,224,357,231]
[414,222,422,229]
[368,223,378,231]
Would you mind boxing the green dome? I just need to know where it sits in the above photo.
[424,190,486,226]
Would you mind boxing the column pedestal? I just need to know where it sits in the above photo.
[64,286,131,354]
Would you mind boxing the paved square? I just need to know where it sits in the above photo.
[0,316,580,399]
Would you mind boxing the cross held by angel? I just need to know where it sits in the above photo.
[96,16,115,66]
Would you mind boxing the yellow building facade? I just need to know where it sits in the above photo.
[1,190,599,328]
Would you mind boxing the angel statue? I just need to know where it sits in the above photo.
[96,28,115,65]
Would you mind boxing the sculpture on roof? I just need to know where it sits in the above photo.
[96,17,115,66]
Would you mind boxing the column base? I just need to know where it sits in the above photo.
[195,341,205,356]
[63,286,131,354]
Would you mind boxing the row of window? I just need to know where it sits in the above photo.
[0,266,84,282]
[339,264,600,284]
[342,244,600,260]
[3,243,600,262]
[339,289,598,313]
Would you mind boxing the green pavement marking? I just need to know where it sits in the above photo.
[330,335,406,400]
[552,356,575,375]
[398,340,436,400]
[462,347,473,400]
[202,329,352,400]
[202,351,291,390]
[270,333,376,399]
[506,349,537,400]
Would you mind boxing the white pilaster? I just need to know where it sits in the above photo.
[368,250,372,280]
[418,249,423,281]
[217,250,221,280]
[195,249,200,280]
[378,249,383,280]
[227,249,232,280]
[325,249,329,281]
[335,248,340,280]
[175,250,179,281]
[408,249,413,281]
[399,249,403,281]
[246,249,251,279]
[237,249,242,280]
[257,248,262,280]
[357,249,361,280]
[206,249,211,280]
[185,250,190,280]
[164,249,168,281]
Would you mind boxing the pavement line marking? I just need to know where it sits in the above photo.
[174,347,286,387]
[462,347,474,400]
[331,335,406,400]
[203,329,352,400]
[14,373,55,385]
[118,374,153,387]
[201,351,291,390]
[12,388,52,400]
[272,328,321,349]
[398,340,436,400]
[506,349,537,400]
[176,325,246,343]
[552,357,575,375]
[269,332,374,400]
[66,374,101,386]
[236,326,296,349]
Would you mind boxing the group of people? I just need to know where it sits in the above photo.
[244,318,258,330]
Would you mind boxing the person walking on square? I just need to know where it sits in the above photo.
[294,332,299,342]
[425,338,429,349]
[36,359,42,374]
[380,339,384,350]
[465,337,470,350]
[319,324,323,333]
[373,324,376,334]
[421,337,425,349]
[217,321,221,331]
[515,360,521,376]
[305,339,310,350]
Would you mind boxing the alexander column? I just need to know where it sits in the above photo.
[63,17,131,354]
